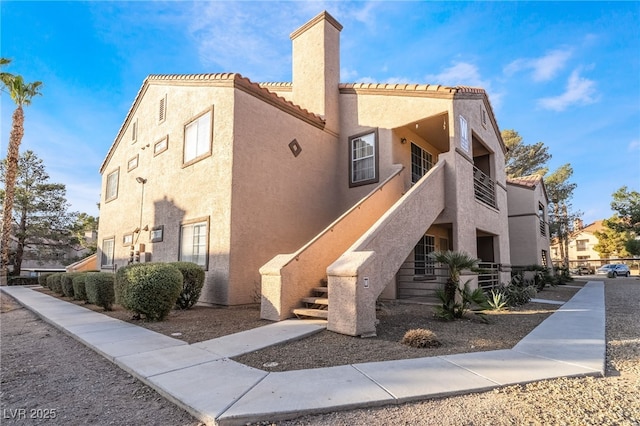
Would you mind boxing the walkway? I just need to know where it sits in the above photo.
[0,282,605,426]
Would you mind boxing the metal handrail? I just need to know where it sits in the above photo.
[473,166,497,209]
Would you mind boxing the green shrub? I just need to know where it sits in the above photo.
[61,273,82,298]
[85,272,115,311]
[7,276,39,286]
[38,273,52,287]
[118,263,182,321]
[170,262,205,309]
[72,274,88,302]
[114,263,145,307]
[47,273,64,293]
[487,289,508,311]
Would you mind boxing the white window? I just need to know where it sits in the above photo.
[122,234,133,246]
[131,119,137,143]
[349,130,378,186]
[101,238,115,268]
[459,115,469,152]
[180,220,208,267]
[127,155,138,171]
[411,143,434,184]
[154,136,168,156]
[184,110,212,164]
[105,169,119,202]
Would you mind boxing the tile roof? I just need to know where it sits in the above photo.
[507,174,544,188]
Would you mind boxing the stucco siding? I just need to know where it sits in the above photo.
[97,83,236,304]
[228,89,339,305]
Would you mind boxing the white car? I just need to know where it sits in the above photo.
[596,264,631,277]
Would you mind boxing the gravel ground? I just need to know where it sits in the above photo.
[1,278,638,425]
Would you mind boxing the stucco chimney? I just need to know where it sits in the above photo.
[290,11,342,135]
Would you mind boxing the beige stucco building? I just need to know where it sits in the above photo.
[551,220,606,268]
[507,175,552,267]
[97,11,512,336]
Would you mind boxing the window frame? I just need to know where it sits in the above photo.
[131,118,138,143]
[101,237,115,269]
[105,168,120,203]
[127,155,139,172]
[150,225,164,243]
[122,233,134,246]
[459,115,469,152]
[348,129,379,187]
[410,142,434,184]
[154,135,168,156]
[179,218,209,269]
[183,108,213,167]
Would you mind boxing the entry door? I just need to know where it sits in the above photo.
[411,143,433,184]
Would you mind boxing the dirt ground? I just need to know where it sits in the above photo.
[1,279,638,425]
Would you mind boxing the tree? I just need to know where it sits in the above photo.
[72,213,99,255]
[0,151,77,276]
[593,217,632,258]
[502,129,551,178]
[1,60,43,280]
[607,187,640,234]
[604,187,640,256]
[545,164,580,267]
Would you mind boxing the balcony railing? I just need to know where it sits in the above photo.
[473,166,497,209]
[539,219,546,236]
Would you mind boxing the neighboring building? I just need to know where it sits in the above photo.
[507,175,552,268]
[97,11,511,336]
[552,220,606,268]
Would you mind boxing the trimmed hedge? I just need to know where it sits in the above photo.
[47,273,64,293]
[170,262,205,310]
[61,273,82,298]
[38,273,52,287]
[85,272,115,311]
[7,276,39,286]
[116,263,182,321]
[72,273,88,302]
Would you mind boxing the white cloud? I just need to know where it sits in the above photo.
[505,49,572,82]
[538,69,598,111]
[425,62,489,88]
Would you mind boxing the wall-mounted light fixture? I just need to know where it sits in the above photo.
[400,137,407,144]
[136,177,147,184]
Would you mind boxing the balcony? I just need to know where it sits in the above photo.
[473,166,497,209]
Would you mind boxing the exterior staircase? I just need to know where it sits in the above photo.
[293,279,329,319]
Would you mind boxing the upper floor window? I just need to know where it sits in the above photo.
[459,115,469,152]
[105,168,119,202]
[411,143,433,184]
[183,109,212,165]
[131,119,138,143]
[349,130,378,187]
[538,202,546,236]
[127,155,139,172]
[180,219,208,268]
[576,239,588,251]
[101,238,115,268]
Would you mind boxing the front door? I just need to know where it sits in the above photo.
[411,143,433,184]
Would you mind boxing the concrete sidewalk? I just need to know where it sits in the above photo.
[1,282,605,426]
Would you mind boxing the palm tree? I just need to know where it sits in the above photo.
[429,250,480,303]
[0,60,43,282]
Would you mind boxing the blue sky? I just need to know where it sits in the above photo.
[1,1,639,225]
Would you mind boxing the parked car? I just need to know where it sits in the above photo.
[595,264,631,277]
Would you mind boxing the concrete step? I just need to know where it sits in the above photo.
[301,297,328,305]
[312,287,328,294]
[293,308,328,319]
